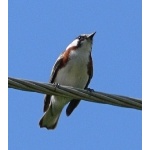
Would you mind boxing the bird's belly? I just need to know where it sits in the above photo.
[54,61,88,89]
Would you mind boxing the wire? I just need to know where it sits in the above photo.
[8,77,142,110]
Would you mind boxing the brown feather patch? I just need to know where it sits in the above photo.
[62,46,77,65]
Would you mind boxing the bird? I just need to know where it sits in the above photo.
[39,32,96,129]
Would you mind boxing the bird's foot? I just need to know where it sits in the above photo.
[52,83,60,91]
[86,88,94,92]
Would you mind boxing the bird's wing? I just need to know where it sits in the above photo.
[66,54,93,116]
[43,54,64,112]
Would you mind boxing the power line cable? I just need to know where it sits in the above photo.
[8,77,142,110]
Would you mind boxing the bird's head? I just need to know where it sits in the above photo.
[66,32,96,52]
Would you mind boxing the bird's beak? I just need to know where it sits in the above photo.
[88,32,96,39]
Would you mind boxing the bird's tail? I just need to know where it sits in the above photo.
[39,101,62,130]
[39,106,62,129]
[39,95,70,130]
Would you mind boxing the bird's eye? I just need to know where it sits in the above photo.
[78,36,82,39]
[78,36,85,41]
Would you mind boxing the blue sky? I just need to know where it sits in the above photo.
[8,0,142,150]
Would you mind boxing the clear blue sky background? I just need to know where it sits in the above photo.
[9,0,142,150]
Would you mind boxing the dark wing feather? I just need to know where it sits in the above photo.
[43,54,64,112]
[66,54,93,116]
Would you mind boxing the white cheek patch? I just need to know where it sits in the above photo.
[66,39,79,49]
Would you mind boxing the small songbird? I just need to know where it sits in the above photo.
[39,32,96,129]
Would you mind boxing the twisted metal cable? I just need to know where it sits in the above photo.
[8,77,142,110]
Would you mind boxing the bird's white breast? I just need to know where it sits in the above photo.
[55,50,90,89]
